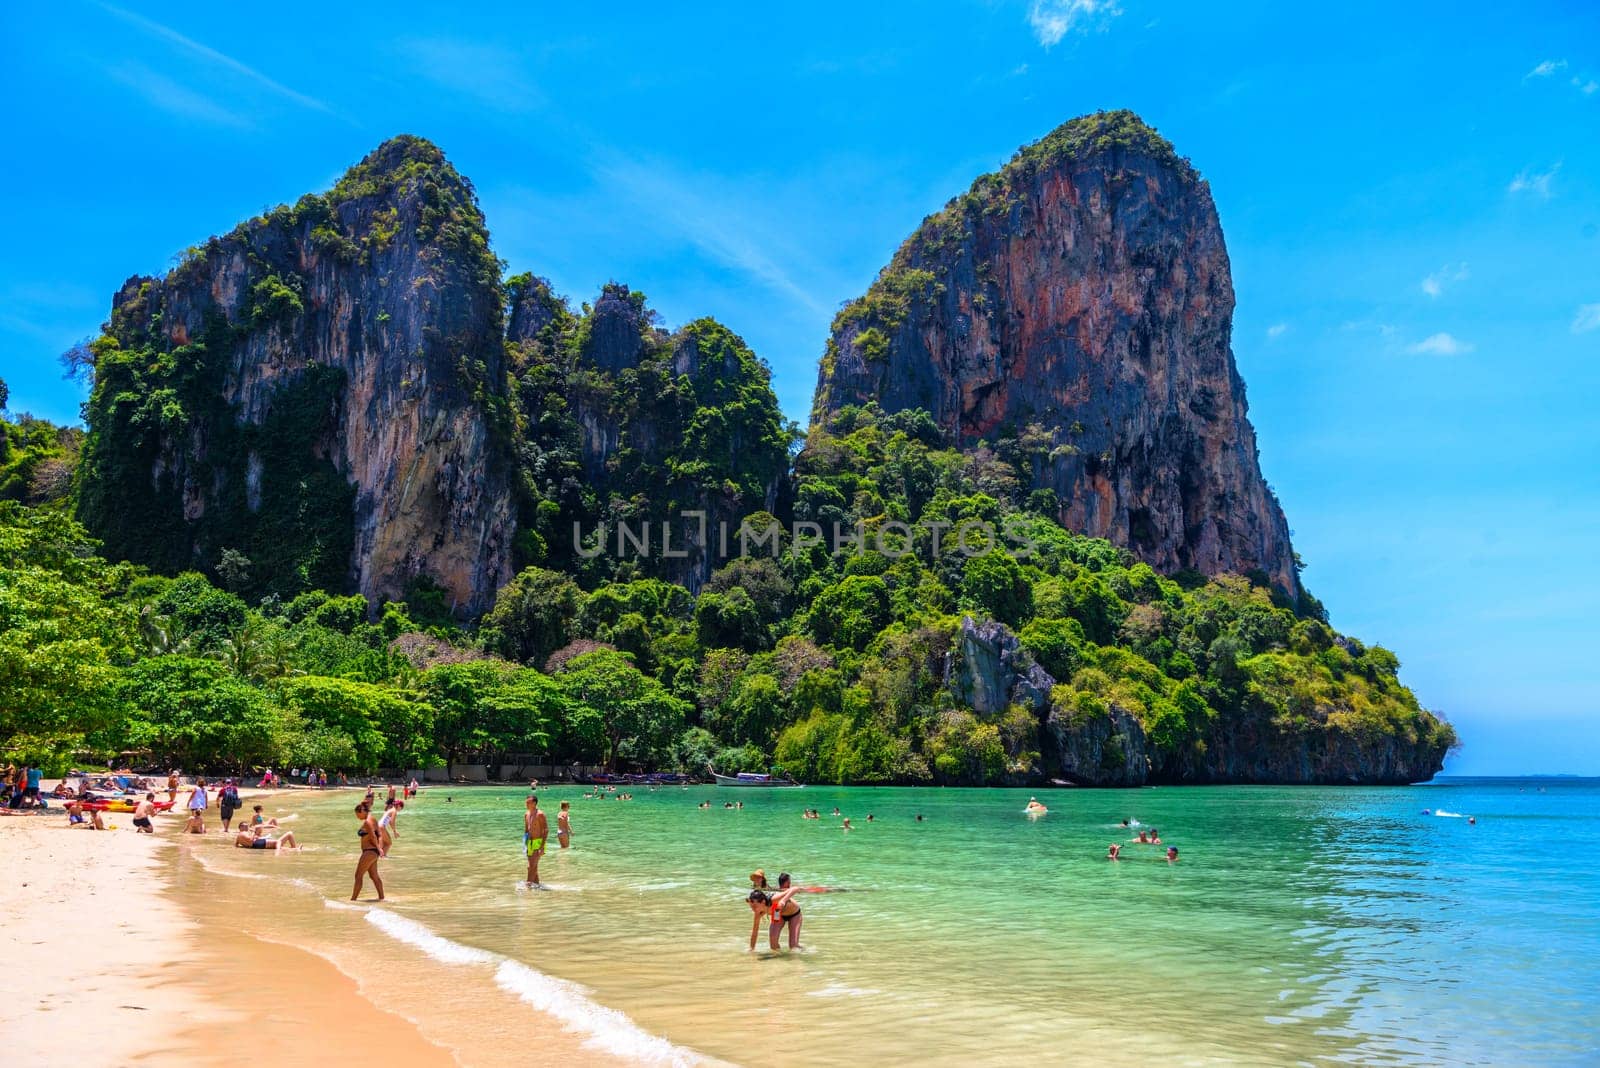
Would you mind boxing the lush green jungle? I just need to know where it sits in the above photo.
[1,359,1454,781]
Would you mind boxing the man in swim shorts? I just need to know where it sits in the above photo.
[524,794,548,888]
[132,793,156,834]
[235,826,298,851]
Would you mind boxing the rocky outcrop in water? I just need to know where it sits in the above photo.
[812,110,1298,595]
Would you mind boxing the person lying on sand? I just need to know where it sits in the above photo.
[236,827,299,851]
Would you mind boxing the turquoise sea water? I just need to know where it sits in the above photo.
[181,778,1600,1066]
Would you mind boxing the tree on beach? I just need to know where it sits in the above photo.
[558,649,689,770]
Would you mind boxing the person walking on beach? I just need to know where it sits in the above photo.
[166,770,179,804]
[524,794,548,888]
[218,778,241,831]
[556,800,572,849]
[352,802,384,901]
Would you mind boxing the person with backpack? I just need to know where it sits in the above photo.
[219,779,241,830]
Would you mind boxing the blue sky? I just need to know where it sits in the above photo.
[2,1,1596,773]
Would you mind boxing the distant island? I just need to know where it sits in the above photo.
[0,111,1456,785]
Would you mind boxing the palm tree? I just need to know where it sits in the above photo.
[213,617,269,680]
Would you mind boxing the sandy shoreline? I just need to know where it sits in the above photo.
[0,789,623,1066]
[0,807,456,1063]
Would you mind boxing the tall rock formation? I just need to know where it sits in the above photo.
[811,110,1298,594]
[76,136,514,614]
[505,280,791,589]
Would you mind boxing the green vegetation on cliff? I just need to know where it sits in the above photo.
[2,396,1455,782]
[506,278,795,581]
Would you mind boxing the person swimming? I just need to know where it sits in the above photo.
[1134,830,1150,843]
[1149,828,1162,844]
[750,869,771,891]
[1166,846,1179,863]
[1025,797,1047,816]
[1107,843,1121,860]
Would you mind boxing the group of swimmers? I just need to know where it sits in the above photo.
[1107,820,1179,862]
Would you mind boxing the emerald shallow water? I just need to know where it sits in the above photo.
[184,778,1600,1065]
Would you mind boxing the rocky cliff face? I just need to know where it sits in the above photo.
[812,110,1297,595]
[505,280,790,590]
[948,615,1448,786]
[78,136,514,614]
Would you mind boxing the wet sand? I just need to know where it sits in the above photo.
[0,795,612,1066]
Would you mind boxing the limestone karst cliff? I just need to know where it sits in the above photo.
[75,136,514,614]
[811,110,1299,595]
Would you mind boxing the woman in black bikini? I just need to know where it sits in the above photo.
[746,872,804,951]
[351,802,385,901]
[747,883,801,952]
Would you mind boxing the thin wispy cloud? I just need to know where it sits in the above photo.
[1525,59,1567,79]
[1266,323,1288,340]
[1421,262,1469,298]
[588,151,830,317]
[1572,77,1599,95]
[1407,332,1474,356]
[396,38,543,112]
[1508,163,1560,198]
[105,62,250,128]
[97,2,331,115]
[1573,303,1600,334]
[1027,0,1123,47]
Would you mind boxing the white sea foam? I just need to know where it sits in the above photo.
[807,981,880,998]
[364,909,496,965]
[188,851,270,879]
[323,899,367,911]
[355,907,699,1064]
[1434,810,1466,818]
[495,959,702,1066]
